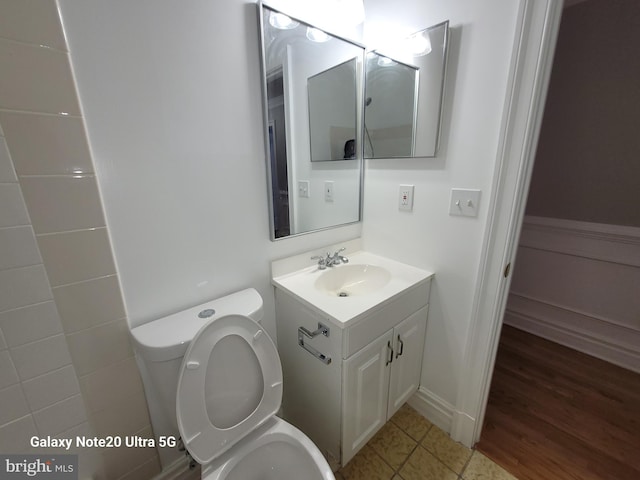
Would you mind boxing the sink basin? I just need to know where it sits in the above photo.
[314,264,391,297]
[271,248,434,325]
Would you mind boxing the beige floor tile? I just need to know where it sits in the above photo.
[399,446,459,480]
[340,444,395,480]
[462,452,519,480]
[368,420,417,470]
[390,404,433,441]
[421,425,473,474]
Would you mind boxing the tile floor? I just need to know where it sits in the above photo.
[336,404,518,480]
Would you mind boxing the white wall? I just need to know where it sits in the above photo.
[57,0,361,340]
[361,0,521,409]
[58,0,530,446]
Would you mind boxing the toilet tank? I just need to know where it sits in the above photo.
[130,288,264,429]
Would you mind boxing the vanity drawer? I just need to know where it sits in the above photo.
[343,279,430,358]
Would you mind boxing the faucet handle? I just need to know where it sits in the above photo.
[311,255,327,270]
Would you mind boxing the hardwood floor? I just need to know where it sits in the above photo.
[477,325,640,480]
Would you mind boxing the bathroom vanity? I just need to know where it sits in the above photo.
[272,246,433,467]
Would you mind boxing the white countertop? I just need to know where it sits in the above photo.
[272,251,434,327]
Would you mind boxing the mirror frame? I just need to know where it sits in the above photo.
[257,1,365,241]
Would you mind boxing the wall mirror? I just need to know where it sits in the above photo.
[308,57,359,161]
[258,3,364,240]
[364,52,419,158]
[365,21,449,158]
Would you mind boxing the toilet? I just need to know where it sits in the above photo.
[131,288,335,480]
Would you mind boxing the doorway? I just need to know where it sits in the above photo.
[477,1,640,478]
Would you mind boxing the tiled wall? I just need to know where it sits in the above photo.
[0,2,159,479]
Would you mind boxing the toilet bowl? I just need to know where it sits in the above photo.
[131,288,334,480]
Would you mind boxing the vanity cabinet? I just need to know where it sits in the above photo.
[274,277,431,468]
[342,307,427,463]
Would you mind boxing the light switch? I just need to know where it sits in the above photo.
[298,180,310,198]
[449,188,481,217]
[324,181,334,202]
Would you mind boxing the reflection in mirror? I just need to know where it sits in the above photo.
[308,58,358,161]
[365,21,449,158]
[364,53,418,158]
[259,4,364,240]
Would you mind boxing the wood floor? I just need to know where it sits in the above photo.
[477,325,640,480]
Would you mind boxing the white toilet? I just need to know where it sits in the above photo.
[131,288,335,480]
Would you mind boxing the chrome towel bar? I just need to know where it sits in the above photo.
[298,322,332,365]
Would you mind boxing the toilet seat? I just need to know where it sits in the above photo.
[176,314,283,464]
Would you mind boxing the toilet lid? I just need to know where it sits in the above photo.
[176,314,283,464]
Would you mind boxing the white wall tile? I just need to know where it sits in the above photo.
[89,390,150,438]
[0,40,79,115]
[0,350,19,388]
[56,422,106,479]
[0,301,63,347]
[0,384,30,426]
[0,415,38,454]
[0,112,93,176]
[102,425,157,480]
[10,334,72,380]
[0,183,30,228]
[33,394,87,437]
[116,456,161,480]
[22,365,81,412]
[37,228,116,287]
[0,265,52,312]
[0,225,42,270]
[0,136,17,182]
[79,357,144,413]
[19,175,105,234]
[0,0,67,50]
[53,275,126,333]
[66,319,133,376]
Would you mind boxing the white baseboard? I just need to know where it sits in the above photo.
[408,387,453,434]
[505,295,640,373]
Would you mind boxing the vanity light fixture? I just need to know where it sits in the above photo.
[377,56,396,67]
[409,31,432,57]
[269,12,299,30]
[306,27,330,43]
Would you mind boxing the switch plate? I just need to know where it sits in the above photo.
[324,181,334,202]
[399,185,414,211]
[449,188,481,217]
[298,180,310,198]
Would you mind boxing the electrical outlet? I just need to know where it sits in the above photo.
[324,181,334,202]
[399,185,414,211]
[298,180,310,198]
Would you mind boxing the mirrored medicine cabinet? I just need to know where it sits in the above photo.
[258,3,449,240]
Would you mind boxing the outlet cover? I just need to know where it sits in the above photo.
[449,188,481,217]
[399,185,414,211]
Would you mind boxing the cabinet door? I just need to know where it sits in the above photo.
[342,330,393,465]
[387,306,428,419]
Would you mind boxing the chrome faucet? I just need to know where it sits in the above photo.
[312,248,349,269]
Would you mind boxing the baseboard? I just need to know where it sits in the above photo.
[504,298,640,373]
[152,458,198,480]
[408,387,454,434]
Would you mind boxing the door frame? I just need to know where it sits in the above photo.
[450,0,564,446]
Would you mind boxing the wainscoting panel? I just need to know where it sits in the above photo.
[504,216,640,373]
